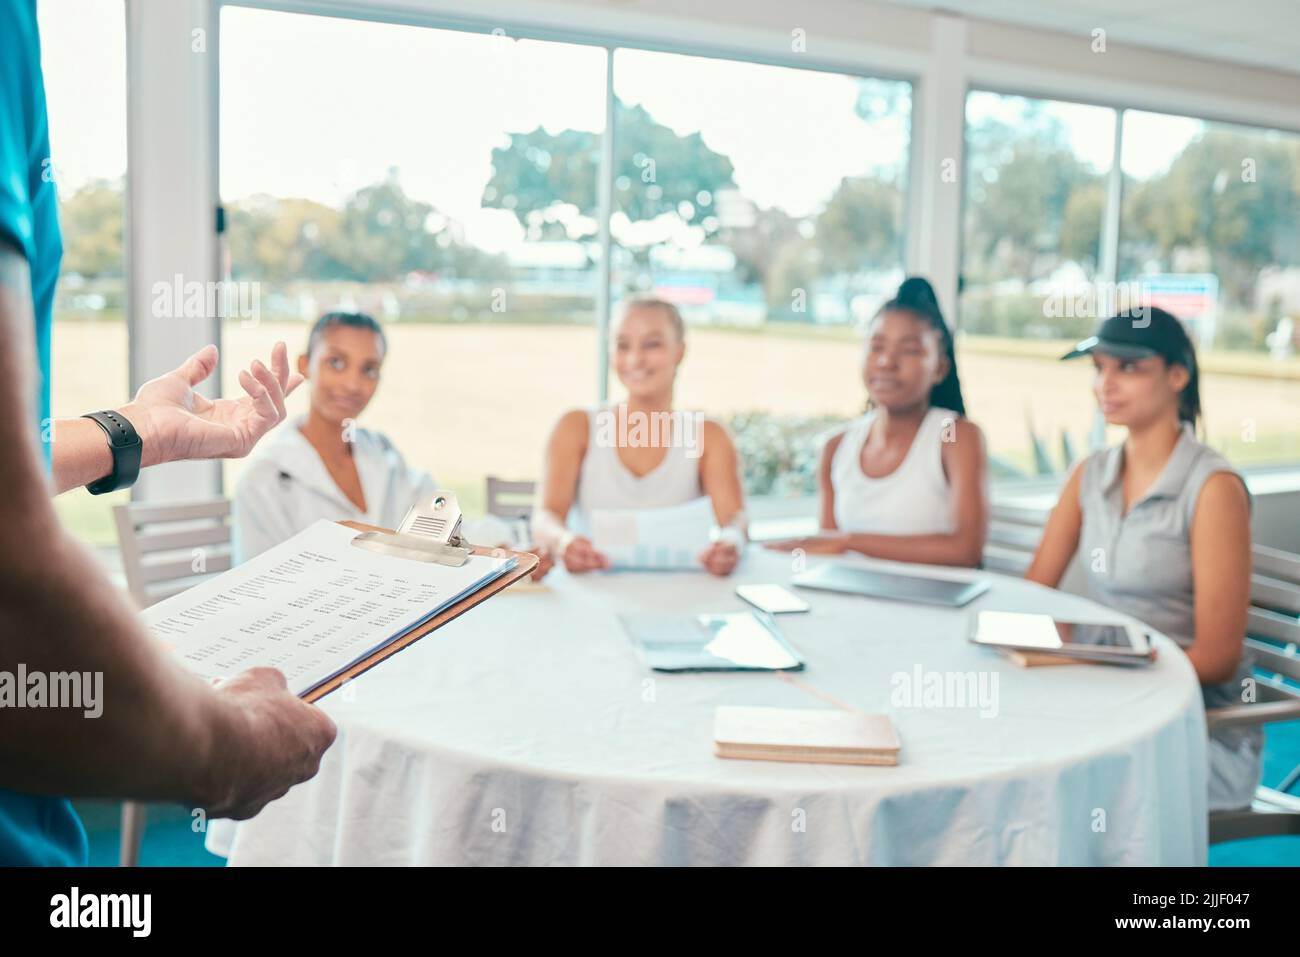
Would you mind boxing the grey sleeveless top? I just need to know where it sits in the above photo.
[1078,424,1260,754]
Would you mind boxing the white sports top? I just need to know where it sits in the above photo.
[829,406,958,535]
[570,407,704,534]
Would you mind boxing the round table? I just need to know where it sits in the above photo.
[221,548,1208,866]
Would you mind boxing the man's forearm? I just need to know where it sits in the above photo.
[50,399,169,495]
[0,520,229,805]
[0,244,113,496]
[0,242,227,805]
[49,415,116,494]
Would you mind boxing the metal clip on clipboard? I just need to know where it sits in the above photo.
[349,490,475,567]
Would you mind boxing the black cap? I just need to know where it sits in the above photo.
[1060,307,1192,364]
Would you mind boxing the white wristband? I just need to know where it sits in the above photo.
[555,528,578,558]
[710,524,746,550]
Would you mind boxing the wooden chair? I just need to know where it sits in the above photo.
[111,498,234,865]
[114,498,234,607]
[1208,544,1300,843]
[485,477,536,521]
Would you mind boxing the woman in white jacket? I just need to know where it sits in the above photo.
[232,312,437,563]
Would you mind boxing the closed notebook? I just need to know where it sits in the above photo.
[713,706,901,766]
[996,647,1088,668]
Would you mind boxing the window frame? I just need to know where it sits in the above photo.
[122,0,1300,507]
[958,86,1300,473]
[213,0,922,413]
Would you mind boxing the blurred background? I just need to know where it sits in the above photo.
[42,0,1300,545]
[36,0,1300,868]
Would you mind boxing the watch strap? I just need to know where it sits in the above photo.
[82,410,142,495]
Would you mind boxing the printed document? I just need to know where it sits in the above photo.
[143,520,515,696]
[589,496,714,571]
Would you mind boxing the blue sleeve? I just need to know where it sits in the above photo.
[0,1,88,869]
[1,1,62,464]
[0,2,40,263]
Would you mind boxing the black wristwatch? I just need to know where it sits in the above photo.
[82,410,142,495]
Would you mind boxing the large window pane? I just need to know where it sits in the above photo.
[219,8,605,512]
[611,49,911,496]
[960,92,1116,477]
[40,0,130,544]
[1120,110,1300,465]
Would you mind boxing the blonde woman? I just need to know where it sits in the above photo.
[531,297,746,576]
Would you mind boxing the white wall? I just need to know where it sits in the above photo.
[1248,482,1300,554]
[126,0,223,500]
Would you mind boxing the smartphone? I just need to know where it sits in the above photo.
[736,583,811,615]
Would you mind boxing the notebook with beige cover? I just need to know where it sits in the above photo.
[996,647,1089,668]
[713,705,901,766]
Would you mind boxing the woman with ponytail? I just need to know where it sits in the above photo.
[768,277,989,567]
[1027,307,1259,811]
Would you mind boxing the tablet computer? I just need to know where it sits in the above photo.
[968,610,1155,665]
[791,563,989,608]
[620,610,805,672]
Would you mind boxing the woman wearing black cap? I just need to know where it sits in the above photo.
[1027,306,1260,812]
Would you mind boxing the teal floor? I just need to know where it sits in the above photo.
[76,800,225,867]
[76,720,1300,867]
[1207,718,1300,866]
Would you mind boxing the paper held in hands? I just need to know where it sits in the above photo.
[589,496,715,571]
[142,520,517,698]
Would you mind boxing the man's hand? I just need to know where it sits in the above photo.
[202,667,337,820]
[0,240,326,819]
[122,342,304,467]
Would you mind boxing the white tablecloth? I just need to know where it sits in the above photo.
[219,548,1208,866]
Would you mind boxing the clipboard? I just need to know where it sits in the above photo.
[300,494,539,703]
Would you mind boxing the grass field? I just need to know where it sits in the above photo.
[50,317,1300,545]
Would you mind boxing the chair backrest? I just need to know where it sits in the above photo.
[485,477,536,521]
[982,503,1048,575]
[113,498,233,608]
[1247,543,1300,703]
[1210,543,1300,844]
[1252,544,1300,615]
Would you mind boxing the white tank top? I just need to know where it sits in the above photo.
[830,406,957,535]
[570,407,704,534]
